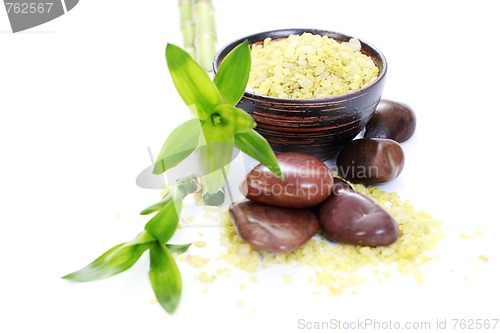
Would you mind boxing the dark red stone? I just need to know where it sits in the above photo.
[336,138,405,184]
[229,201,319,252]
[319,190,399,246]
[241,152,334,208]
[364,99,417,143]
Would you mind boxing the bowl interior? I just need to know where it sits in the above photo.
[213,28,387,103]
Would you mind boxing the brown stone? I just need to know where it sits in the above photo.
[229,201,319,252]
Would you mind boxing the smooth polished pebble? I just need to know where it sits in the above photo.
[229,200,320,252]
[364,99,417,143]
[318,190,399,246]
[336,138,405,184]
[332,177,354,194]
[241,152,334,208]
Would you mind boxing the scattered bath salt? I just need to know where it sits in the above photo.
[219,183,443,295]
[216,267,231,275]
[478,254,489,262]
[412,270,424,284]
[460,231,484,239]
[184,254,209,268]
[194,241,207,248]
[282,273,292,285]
[194,271,216,283]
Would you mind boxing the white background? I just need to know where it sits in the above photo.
[1,1,499,332]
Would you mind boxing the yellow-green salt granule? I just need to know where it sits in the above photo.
[219,183,443,295]
[194,271,217,283]
[478,254,489,262]
[194,240,207,248]
[460,231,484,239]
[179,254,210,268]
[282,273,293,285]
[248,33,379,99]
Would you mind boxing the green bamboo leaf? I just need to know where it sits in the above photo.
[200,123,234,173]
[214,41,251,105]
[149,241,182,314]
[153,118,202,175]
[201,120,233,145]
[140,202,166,216]
[142,176,198,215]
[129,230,157,245]
[212,104,256,135]
[144,197,183,244]
[166,243,192,254]
[166,44,222,120]
[62,241,151,282]
[140,193,172,215]
[234,129,283,179]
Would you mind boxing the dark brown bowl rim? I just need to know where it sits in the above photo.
[213,28,387,104]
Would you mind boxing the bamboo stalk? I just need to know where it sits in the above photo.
[193,0,217,73]
[179,0,221,203]
[179,0,196,58]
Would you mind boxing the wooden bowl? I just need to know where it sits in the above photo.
[213,28,387,160]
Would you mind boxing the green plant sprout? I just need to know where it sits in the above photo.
[63,41,282,314]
